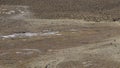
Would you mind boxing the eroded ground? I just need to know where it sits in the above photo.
[0,4,120,68]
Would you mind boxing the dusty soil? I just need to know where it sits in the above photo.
[0,1,120,68]
[0,18,120,68]
[0,0,120,21]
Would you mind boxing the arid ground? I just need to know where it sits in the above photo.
[0,0,120,68]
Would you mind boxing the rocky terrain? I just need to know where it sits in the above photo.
[0,0,120,68]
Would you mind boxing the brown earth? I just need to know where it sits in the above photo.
[0,0,120,21]
[0,19,120,68]
[0,1,120,68]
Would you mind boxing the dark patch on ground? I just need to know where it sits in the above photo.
[0,0,120,21]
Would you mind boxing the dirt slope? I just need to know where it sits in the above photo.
[17,35,120,68]
[0,0,120,21]
[0,0,120,68]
